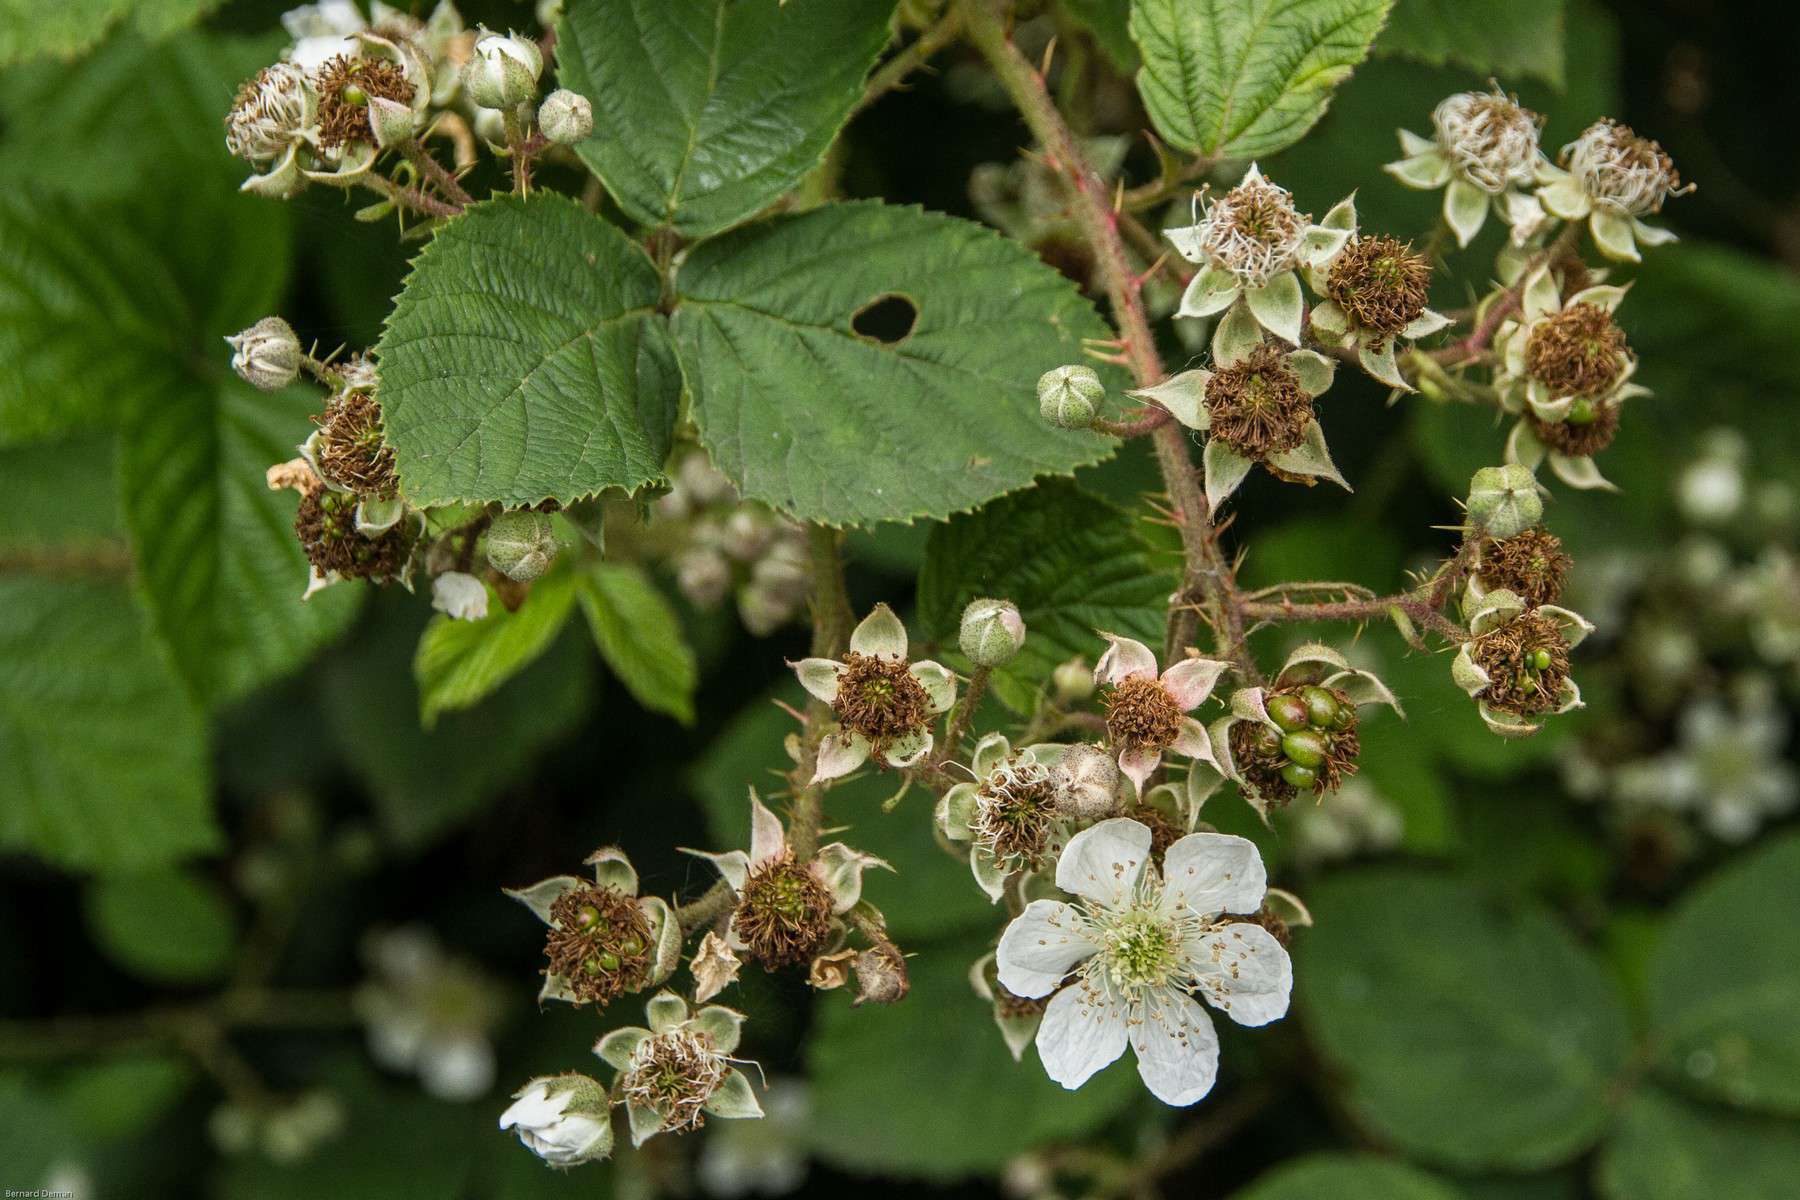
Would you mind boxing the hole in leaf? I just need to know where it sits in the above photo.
[851,294,918,345]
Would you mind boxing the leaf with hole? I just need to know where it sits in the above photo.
[377,195,681,510]
[672,201,1119,526]
[1130,0,1394,158]
[555,0,896,237]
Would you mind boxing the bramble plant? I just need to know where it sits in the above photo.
[9,1,1800,1197]
[218,0,1686,1151]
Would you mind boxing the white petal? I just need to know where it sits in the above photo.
[1203,440,1255,510]
[1095,633,1158,685]
[811,730,871,782]
[1160,657,1228,710]
[792,657,844,704]
[1186,922,1293,1027]
[747,791,787,866]
[849,603,908,659]
[1036,983,1129,1090]
[1054,817,1152,906]
[880,727,933,769]
[909,660,957,713]
[1118,744,1162,797]
[995,899,1096,998]
[1130,990,1220,1106]
[970,732,1013,778]
[1160,832,1266,917]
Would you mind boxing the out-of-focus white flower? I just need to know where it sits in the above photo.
[355,927,504,1101]
[1283,778,1403,868]
[996,818,1290,1106]
[696,1079,810,1197]
[431,571,489,621]
[282,0,367,72]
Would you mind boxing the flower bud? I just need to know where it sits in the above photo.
[539,88,594,145]
[486,510,559,582]
[432,571,489,621]
[469,30,543,109]
[1038,364,1103,429]
[1467,464,1543,538]
[499,1074,614,1167]
[959,597,1025,667]
[1051,657,1095,706]
[852,944,910,1007]
[1051,743,1121,822]
[226,316,302,391]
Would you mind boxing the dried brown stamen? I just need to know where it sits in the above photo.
[1104,676,1183,752]
[1248,903,1292,948]
[542,885,652,1008]
[1326,236,1432,336]
[993,980,1048,1020]
[972,758,1058,868]
[734,854,833,968]
[294,488,414,581]
[1471,612,1572,715]
[1524,303,1629,397]
[1528,400,1620,459]
[831,652,929,748]
[619,1030,727,1137]
[313,389,397,498]
[315,54,415,150]
[1478,527,1572,607]
[1133,803,1183,860]
[1204,343,1313,458]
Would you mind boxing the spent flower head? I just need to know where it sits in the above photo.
[596,992,763,1146]
[791,604,956,781]
[1538,119,1692,262]
[1093,634,1228,795]
[1452,590,1593,737]
[1386,88,1547,248]
[504,848,682,1008]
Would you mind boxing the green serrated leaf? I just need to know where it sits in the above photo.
[84,868,237,984]
[0,577,217,872]
[1231,1154,1464,1200]
[1647,831,1800,1117]
[1130,0,1394,158]
[377,195,680,509]
[915,479,1173,708]
[1597,1088,1800,1200]
[1377,0,1564,87]
[414,565,579,727]
[556,0,896,237]
[1298,868,1631,1171]
[806,930,1141,1178]
[0,0,219,67]
[577,561,696,724]
[672,201,1118,526]
[121,377,363,706]
[0,29,279,196]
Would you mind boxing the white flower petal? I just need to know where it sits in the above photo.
[1160,832,1266,917]
[909,660,957,713]
[792,657,844,704]
[1117,744,1162,797]
[811,729,871,782]
[1036,983,1130,1091]
[1130,989,1220,1106]
[1095,633,1158,685]
[881,727,933,769]
[1054,817,1152,906]
[748,791,787,866]
[849,603,908,659]
[995,899,1096,998]
[1160,657,1229,710]
[1187,922,1293,1027]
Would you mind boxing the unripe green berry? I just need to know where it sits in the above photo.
[486,510,559,582]
[1267,693,1311,732]
[1280,762,1318,790]
[1531,648,1553,670]
[1301,686,1341,728]
[1567,397,1597,425]
[1281,730,1328,769]
[1038,364,1103,429]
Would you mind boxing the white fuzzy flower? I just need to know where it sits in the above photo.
[996,818,1290,1106]
[500,1076,613,1166]
[1385,90,1546,249]
[1537,119,1692,262]
[281,0,366,72]
[791,604,957,782]
[469,29,543,109]
[431,571,489,621]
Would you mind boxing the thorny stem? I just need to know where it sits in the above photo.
[1427,222,1582,368]
[858,10,963,114]
[933,664,993,771]
[362,173,462,220]
[1239,535,1480,644]
[960,0,1255,681]
[399,139,474,209]
[503,107,531,196]
[1090,407,1171,438]
[786,524,854,861]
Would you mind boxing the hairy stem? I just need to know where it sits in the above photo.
[399,139,474,209]
[960,0,1254,678]
[786,524,854,860]
[858,10,963,114]
[362,174,462,219]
